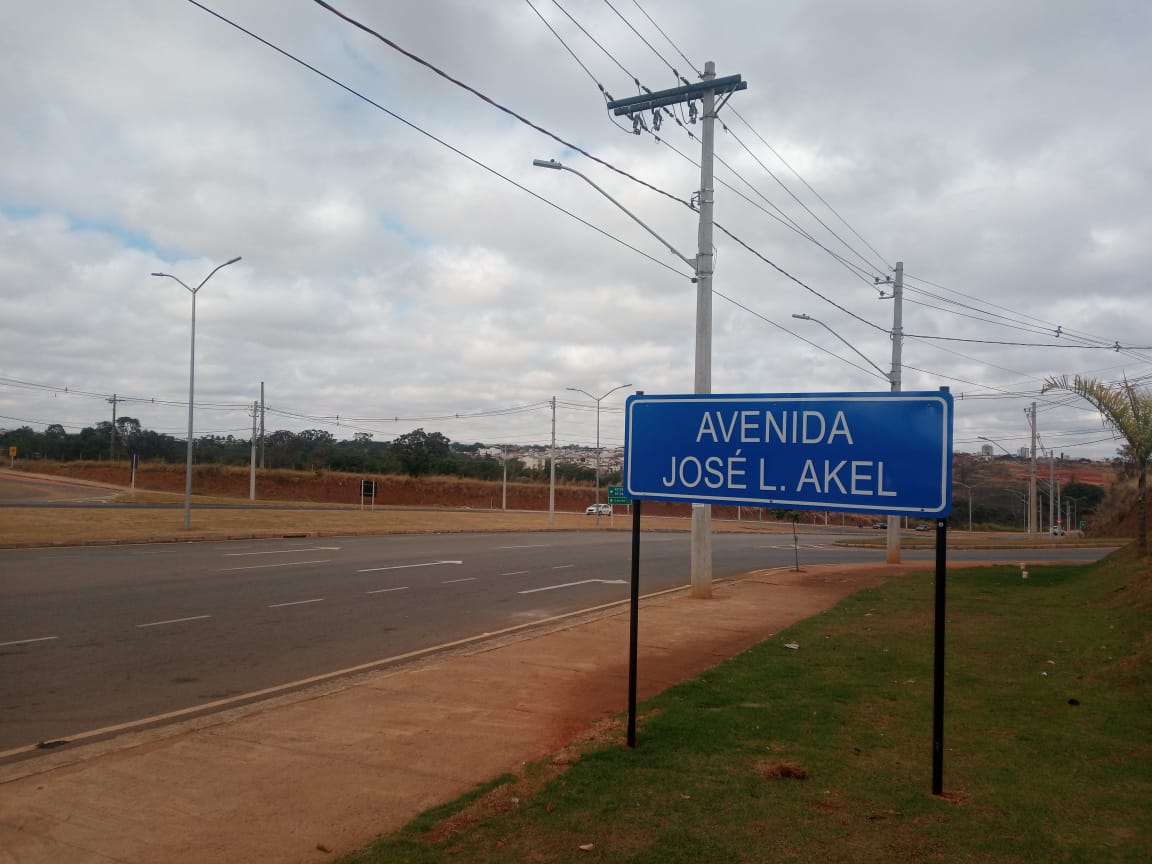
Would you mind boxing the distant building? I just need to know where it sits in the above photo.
[980,444,994,458]
[1018,447,1030,459]
[520,453,547,470]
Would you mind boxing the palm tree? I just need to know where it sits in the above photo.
[1041,375,1152,555]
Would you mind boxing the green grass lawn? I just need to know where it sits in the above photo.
[339,549,1151,864]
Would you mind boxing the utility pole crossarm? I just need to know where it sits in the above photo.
[606,75,746,116]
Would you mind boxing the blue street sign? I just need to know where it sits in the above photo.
[624,391,953,516]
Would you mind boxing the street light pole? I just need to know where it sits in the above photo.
[885,262,904,562]
[567,384,631,515]
[151,256,241,529]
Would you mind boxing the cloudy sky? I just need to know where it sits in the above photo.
[2,0,1149,460]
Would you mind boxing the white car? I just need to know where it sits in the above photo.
[586,503,613,516]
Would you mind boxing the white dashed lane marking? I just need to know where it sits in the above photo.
[268,598,326,609]
[519,579,628,594]
[219,559,333,572]
[0,636,59,648]
[136,615,212,629]
[223,546,341,557]
[358,560,462,573]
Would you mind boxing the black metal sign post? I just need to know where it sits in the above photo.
[932,517,948,795]
[627,499,642,748]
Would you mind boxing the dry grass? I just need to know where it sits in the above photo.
[0,497,792,548]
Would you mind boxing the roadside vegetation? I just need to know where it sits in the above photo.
[1043,375,1152,555]
[339,548,1151,864]
[0,421,603,483]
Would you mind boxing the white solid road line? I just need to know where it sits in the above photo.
[518,579,628,594]
[0,635,59,647]
[551,564,575,570]
[442,577,476,584]
[365,586,409,595]
[223,546,341,556]
[268,598,326,608]
[499,570,530,576]
[357,560,462,573]
[136,615,212,629]
[218,559,333,572]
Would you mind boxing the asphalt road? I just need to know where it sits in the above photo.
[0,531,1110,753]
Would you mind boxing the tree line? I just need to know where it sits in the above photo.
[0,421,605,484]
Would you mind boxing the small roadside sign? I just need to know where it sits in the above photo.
[360,479,377,511]
[607,485,631,506]
[7,446,15,457]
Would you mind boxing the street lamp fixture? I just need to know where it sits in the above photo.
[790,313,891,384]
[567,383,631,514]
[977,435,1015,458]
[152,256,242,529]
[532,159,697,272]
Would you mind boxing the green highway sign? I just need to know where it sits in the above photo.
[607,485,631,506]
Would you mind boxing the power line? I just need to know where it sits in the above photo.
[523,0,637,138]
[601,0,688,84]
[728,107,893,273]
[628,0,700,78]
[184,0,690,282]
[307,0,693,212]
[903,271,1152,363]
[711,221,889,333]
[655,133,878,285]
[904,332,1152,350]
[603,0,893,278]
[710,290,889,384]
[308,0,899,352]
[542,0,887,287]
[300,0,899,346]
[719,120,888,278]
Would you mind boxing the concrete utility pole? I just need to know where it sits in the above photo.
[107,393,119,461]
[501,445,508,510]
[259,381,266,469]
[688,61,719,598]
[886,262,904,564]
[1028,402,1039,534]
[249,400,257,501]
[549,396,556,525]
